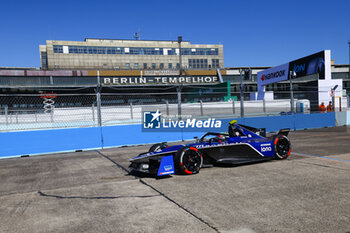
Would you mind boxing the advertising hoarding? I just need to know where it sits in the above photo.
[257,63,289,87]
[289,51,326,80]
[257,50,327,88]
[256,50,334,108]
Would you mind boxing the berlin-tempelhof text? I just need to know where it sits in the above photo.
[103,76,218,85]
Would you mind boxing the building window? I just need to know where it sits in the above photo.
[52,45,219,56]
[126,63,130,69]
[134,63,139,69]
[53,45,63,53]
[180,48,218,56]
[41,52,48,69]
[167,49,176,55]
[143,63,147,69]
[188,59,208,69]
[152,63,156,69]
[160,63,164,69]
[176,63,180,69]
[212,59,219,68]
[168,63,173,69]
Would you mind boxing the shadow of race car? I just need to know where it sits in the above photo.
[129,120,291,176]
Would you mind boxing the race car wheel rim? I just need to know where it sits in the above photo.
[274,135,291,159]
[180,148,203,174]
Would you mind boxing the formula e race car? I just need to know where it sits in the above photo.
[129,120,291,176]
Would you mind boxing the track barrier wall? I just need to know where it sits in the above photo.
[0,112,336,158]
[335,111,350,126]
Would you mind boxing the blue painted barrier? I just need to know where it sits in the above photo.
[0,127,102,158]
[0,113,336,159]
[101,124,186,148]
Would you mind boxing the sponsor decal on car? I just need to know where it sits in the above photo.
[261,146,272,152]
[157,155,175,176]
[260,143,272,152]
[164,165,173,171]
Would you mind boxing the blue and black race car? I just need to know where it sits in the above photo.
[129,120,291,176]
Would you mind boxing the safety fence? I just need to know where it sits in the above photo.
[0,86,348,132]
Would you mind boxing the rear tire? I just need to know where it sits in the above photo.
[174,147,203,175]
[149,143,168,152]
[274,134,291,159]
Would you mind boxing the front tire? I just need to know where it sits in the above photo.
[174,147,203,175]
[274,134,291,159]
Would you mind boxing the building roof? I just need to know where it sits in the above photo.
[84,38,191,43]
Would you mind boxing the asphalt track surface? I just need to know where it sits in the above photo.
[0,127,349,233]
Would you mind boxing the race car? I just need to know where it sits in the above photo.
[129,120,291,176]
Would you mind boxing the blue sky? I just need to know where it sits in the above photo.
[1,0,349,68]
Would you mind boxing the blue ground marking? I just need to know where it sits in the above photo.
[292,152,350,164]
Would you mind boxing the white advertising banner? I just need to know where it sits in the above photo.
[257,63,289,87]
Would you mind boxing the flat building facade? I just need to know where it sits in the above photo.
[40,38,224,70]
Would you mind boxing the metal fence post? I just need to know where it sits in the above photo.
[96,70,102,127]
[240,69,244,118]
[290,71,295,114]
[130,102,134,119]
[177,86,182,120]
[5,106,8,125]
[166,100,169,116]
[232,100,235,115]
[50,110,54,123]
[92,104,95,123]
[263,99,266,114]
[96,93,102,127]
[200,100,203,116]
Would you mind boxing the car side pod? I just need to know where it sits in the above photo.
[157,155,175,176]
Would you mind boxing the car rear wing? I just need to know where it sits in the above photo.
[238,124,266,137]
[277,128,290,136]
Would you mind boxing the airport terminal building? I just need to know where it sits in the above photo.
[39,38,224,70]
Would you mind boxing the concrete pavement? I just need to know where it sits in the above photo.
[0,127,349,233]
